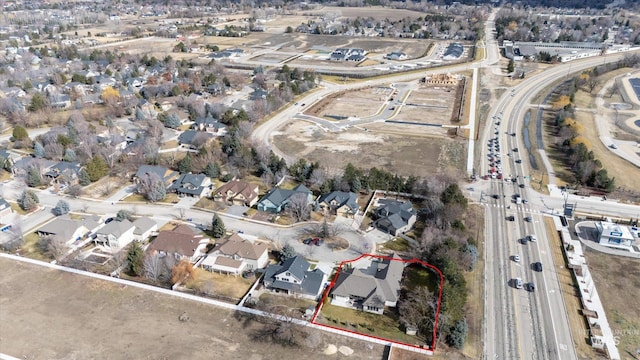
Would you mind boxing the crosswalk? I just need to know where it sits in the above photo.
[480,203,543,214]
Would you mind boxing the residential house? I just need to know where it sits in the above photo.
[44,161,81,186]
[133,165,179,187]
[0,150,18,169]
[384,51,408,60]
[177,130,214,149]
[331,255,405,314]
[373,199,417,236]
[49,94,71,109]
[316,191,359,218]
[168,173,212,197]
[36,215,102,246]
[201,233,269,275]
[213,180,260,207]
[146,224,208,262]
[257,184,313,213]
[193,116,227,136]
[0,198,13,225]
[132,217,158,242]
[94,219,136,251]
[263,255,327,300]
[11,158,57,178]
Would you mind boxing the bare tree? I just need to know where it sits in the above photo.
[286,193,310,222]
[143,253,169,284]
[39,235,68,261]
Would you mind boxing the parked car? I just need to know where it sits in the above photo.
[515,159,522,164]
[303,238,313,245]
[506,215,515,221]
[527,282,535,292]
[513,254,521,262]
[515,278,523,289]
[312,237,323,246]
[528,234,537,242]
[105,217,114,224]
[524,216,532,222]
[533,262,543,272]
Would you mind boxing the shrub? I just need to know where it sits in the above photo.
[52,200,70,216]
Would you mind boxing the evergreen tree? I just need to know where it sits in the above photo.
[146,180,167,202]
[280,244,296,260]
[85,156,109,182]
[52,200,70,216]
[63,148,76,162]
[211,214,226,238]
[127,242,144,276]
[78,169,91,186]
[204,162,220,178]
[447,318,468,349]
[26,166,42,187]
[33,142,45,159]
[116,210,134,222]
[178,153,193,174]
[507,59,515,73]
[12,126,28,141]
[18,190,39,211]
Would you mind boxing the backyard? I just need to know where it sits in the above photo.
[186,268,255,302]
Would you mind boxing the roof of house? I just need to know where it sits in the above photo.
[96,219,135,237]
[168,173,210,195]
[133,217,157,235]
[0,198,11,211]
[376,199,416,230]
[37,215,97,240]
[135,165,178,183]
[215,180,259,201]
[213,234,268,260]
[258,184,312,208]
[194,116,225,128]
[178,130,214,145]
[45,161,81,177]
[317,191,359,212]
[147,225,203,258]
[332,255,404,306]
[212,256,243,269]
[263,256,325,296]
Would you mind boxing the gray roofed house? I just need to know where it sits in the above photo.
[37,215,102,246]
[257,184,313,213]
[133,165,179,186]
[193,116,227,136]
[316,191,359,218]
[44,161,82,185]
[11,158,57,178]
[443,43,464,60]
[373,199,417,236]
[0,197,13,224]
[263,255,327,300]
[168,173,212,197]
[331,254,405,314]
[94,219,136,251]
[178,130,214,149]
[133,217,158,241]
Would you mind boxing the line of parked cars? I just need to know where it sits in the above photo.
[303,237,324,246]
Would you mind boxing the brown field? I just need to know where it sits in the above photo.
[310,6,428,22]
[273,120,466,177]
[307,87,392,120]
[583,248,640,358]
[0,257,385,360]
[397,85,460,125]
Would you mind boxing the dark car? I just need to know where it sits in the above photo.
[524,216,532,222]
[513,148,519,152]
[506,215,515,221]
[515,159,522,164]
[533,262,543,272]
[303,238,313,245]
[105,217,115,224]
[519,184,525,188]
[527,282,535,292]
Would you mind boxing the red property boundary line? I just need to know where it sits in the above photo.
[311,253,444,352]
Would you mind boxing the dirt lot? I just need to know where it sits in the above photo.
[398,84,460,125]
[582,248,640,358]
[308,87,392,120]
[0,257,385,360]
[273,120,466,177]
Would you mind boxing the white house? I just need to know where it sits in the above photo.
[595,221,635,250]
[94,219,136,251]
[37,215,102,246]
[201,233,269,275]
[133,217,158,242]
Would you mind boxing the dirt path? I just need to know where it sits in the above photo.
[0,257,383,360]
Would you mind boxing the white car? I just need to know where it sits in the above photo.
[513,255,521,262]
[515,278,523,289]
[529,235,537,242]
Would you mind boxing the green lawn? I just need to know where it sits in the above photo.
[19,232,50,261]
[381,237,410,252]
[404,265,439,292]
[318,302,425,345]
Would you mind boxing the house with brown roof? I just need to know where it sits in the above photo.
[146,224,209,262]
[213,180,260,207]
[201,233,269,275]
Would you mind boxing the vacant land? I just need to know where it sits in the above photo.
[0,257,384,360]
[398,85,460,125]
[308,87,392,120]
[583,248,640,358]
[273,121,466,177]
